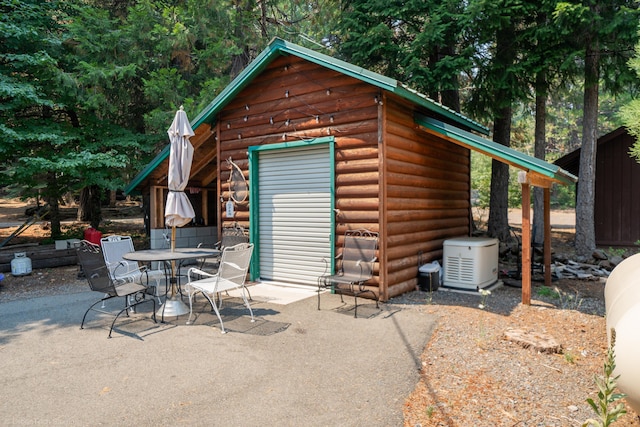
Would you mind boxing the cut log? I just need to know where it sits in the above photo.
[504,328,562,354]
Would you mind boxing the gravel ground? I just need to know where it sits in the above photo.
[398,281,640,427]
[0,265,87,303]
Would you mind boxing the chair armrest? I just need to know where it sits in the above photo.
[355,256,377,285]
[197,241,221,252]
[187,267,216,281]
[112,261,146,279]
[320,257,331,276]
[199,240,222,250]
[320,253,343,276]
[112,275,134,287]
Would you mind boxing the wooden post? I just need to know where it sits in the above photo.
[150,186,165,229]
[519,172,531,305]
[202,189,209,226]
[544,187,551,286]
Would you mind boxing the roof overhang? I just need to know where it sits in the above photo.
[554,126,629,176]
[415,114,577,187]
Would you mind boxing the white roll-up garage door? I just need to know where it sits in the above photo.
[257,144,332,285]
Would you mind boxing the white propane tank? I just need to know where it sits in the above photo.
[604,253,640,318]
[605,255,640,415]
[612,304,640,414]
[11,252,32,276]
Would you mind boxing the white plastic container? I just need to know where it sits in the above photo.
[611,304,640,415]
[11,252,32,276]
[604,253,640,325]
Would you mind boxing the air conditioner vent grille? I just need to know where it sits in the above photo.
[444,257,475,283]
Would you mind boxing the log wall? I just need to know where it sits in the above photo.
[382,96,471,299]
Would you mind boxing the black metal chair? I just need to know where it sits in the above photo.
[77,241,156,338]
[318,229,380,318]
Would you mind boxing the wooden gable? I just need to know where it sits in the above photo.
[218,55,380,227]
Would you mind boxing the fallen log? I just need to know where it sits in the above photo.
[0,245,77,273]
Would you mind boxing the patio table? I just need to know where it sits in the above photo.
[123,247,219,321]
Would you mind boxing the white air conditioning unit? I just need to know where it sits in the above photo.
[443,237,499,290]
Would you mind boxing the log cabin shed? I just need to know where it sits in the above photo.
[555,127,640,247]
[126,38,576,303]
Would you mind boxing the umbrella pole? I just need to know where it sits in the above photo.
[158,225,190,319]
[170,225,177,297]
[170,226,176,294]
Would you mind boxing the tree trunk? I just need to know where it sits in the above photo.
[47,196,61,239]
[259,0,268,38]
[429,45,461,113]
[45,173,62,239]
[488,106,512,242]
[78,185,102,229]
[575,42,600,257]
[230,0,254,78]
[487,22,515,242]
[533,72,547,246]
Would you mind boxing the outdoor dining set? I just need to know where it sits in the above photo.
[77,225,379,338]
[77,223,255,338]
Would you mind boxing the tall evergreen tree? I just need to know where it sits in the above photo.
[464,0,533,241]
[621,31,640,155]
[518,0,577,245]
[0,1,155,236]
[0,0,87,236]
[554,0,639,256]
[336,0,471,111]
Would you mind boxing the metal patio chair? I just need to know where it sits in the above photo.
[77,241,157,338]
[190,223,252,300]
[317,229,379,318]
[101,235,165,304]
[184,243,254,334]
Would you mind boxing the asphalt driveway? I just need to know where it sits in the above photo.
[0,288,435,426]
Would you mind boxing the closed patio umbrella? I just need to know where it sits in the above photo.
[165,105,195,234]
[162,106,195,317]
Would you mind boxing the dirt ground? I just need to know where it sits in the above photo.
[0,197,147,246]
[0,198,148,299]
[1,198,639,426]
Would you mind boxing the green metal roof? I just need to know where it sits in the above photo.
[415,115,577,185]
[126,37,490,194]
